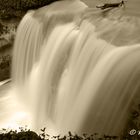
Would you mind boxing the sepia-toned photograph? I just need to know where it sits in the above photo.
[0,0,140,139]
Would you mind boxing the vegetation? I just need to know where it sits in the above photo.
[1,103,140,140]
[0,0,63,81]
[123,103,140,140]
[0,128,139,140]
[0,0,139,139]
[0,54,11,81]
[0,0,61,19]
[0,128,41,140]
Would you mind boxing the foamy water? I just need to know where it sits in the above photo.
[0,0,140,135]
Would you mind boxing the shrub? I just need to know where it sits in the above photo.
[0,0,62,19]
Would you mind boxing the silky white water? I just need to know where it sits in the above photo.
[1,0,140,135]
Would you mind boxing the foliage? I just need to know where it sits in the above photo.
[0,127,41,140]
[0,0,61,19]
[0,54,11,81]
[122,103,140,140]
[0,128,122,140]
[0,126,139,140]
[0,22,4,34]
[0,104,140,140]
[0,0,62,10]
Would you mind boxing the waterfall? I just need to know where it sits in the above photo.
[1,0,140,135]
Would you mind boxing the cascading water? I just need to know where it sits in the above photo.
[1,0,140,136]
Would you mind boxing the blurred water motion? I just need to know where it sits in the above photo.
[0,0,140,135]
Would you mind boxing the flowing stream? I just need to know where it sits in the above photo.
[0,0,140,135]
